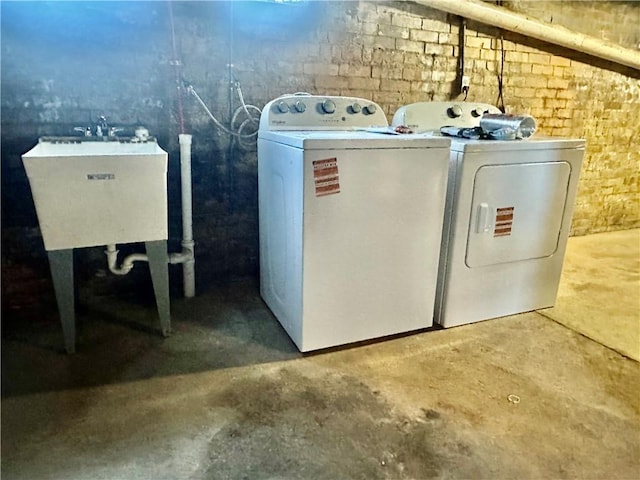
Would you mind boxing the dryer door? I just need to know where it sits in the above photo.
[466,161,571,267]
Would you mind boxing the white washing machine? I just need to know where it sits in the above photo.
[392,102,585,328]
[258,95,450,351]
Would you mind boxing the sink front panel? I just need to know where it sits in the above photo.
[22,140,168,251]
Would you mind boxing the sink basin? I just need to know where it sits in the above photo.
[22,137,168,251]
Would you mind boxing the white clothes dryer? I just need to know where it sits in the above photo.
[258,95,450,351]
[393,102,584,328]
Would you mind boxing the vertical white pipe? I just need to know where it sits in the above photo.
[179,133,196,297]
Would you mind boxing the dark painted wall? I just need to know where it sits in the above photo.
[1,1,279,297]
[2,1,638,311]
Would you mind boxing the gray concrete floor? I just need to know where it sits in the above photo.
[2,230,639,480]
[540,229,640,361]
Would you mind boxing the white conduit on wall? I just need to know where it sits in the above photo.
[417,0,640,71]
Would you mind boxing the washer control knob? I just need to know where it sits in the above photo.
[448,104,463,118]
[321,99,336,114]
[471,107,485,117]
[276,101,289,113]
[294,100,306,113]
[364,104,377,115]
[351,102,362,114]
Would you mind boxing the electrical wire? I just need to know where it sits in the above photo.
[167,1,185,134]
[182,1,260,152]
[459,17,468,101]
[227,0,236,210]
[496,34,506,113]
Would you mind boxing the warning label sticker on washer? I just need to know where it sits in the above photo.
[494,206,514,236]
[313,158,340,197]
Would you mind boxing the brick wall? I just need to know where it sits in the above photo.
[503,0,640,51]
[499,0,640,234]
[1,0,638,291]
[184,0,639,236]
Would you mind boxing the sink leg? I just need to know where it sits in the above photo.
[145,240,171,336]
[47,249,76,354]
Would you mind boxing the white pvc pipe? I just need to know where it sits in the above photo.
[179,133,195,298]
[105,244,148,276]
[168,251,190,264]
[417,0,640,71]
[103,136,195,297]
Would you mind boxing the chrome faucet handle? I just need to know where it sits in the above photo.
[108,127,124,137]
[74,126,92,136]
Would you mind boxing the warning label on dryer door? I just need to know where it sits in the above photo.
[313,158,340,197]
[494,206,514,237]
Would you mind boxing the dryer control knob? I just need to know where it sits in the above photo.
[321,99,336,114]
[294,100,306,113]
[351,102,362,113]
[364,104,377,115]
[276,101,289,113]
[448,104,463,118]
[471,107,486,117]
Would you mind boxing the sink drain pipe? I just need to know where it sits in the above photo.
[105,245,147,276]
[104,134,195,298]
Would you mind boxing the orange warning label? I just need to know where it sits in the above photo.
[494,206,514,237]
[313,158,340,197]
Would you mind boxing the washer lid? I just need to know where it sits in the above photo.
[450,136,585,152]
[258,130,451,149]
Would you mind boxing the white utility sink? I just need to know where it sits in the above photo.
[22,137,168,251]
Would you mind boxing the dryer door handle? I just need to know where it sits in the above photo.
[476,203,492,233]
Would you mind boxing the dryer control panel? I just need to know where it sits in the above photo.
[392,102,502,132]
[259,95,388,131]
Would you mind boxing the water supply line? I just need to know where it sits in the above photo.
[183,0,259,151]
[415,0,640,71]
[186,82,261,150]
[105,3,260,292]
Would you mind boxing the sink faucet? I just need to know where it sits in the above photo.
[96,116,108,137]
[73,116,122,138]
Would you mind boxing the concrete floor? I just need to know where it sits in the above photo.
[540,229,640,361]
[2,230,639,480]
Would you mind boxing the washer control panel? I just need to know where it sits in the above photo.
[260,95,388,130]
[392,102,502,131]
